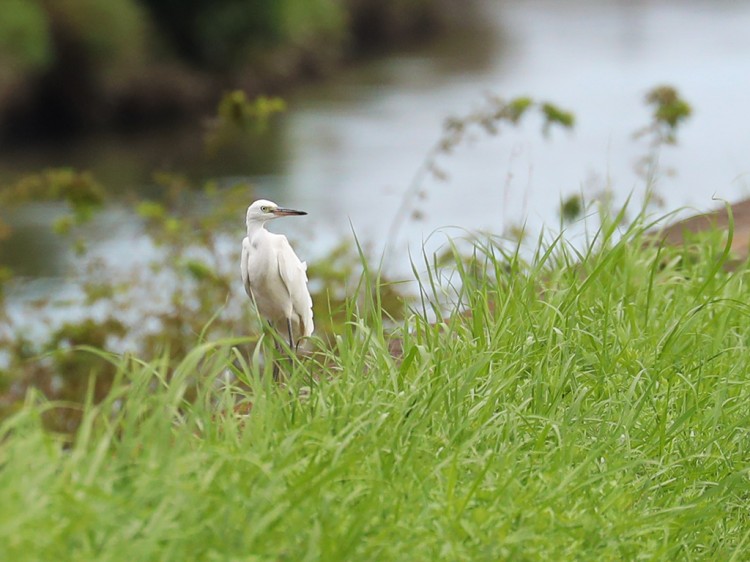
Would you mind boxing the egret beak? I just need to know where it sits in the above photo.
[273,207,307,217]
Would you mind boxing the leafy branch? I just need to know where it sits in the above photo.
[385,95,575,250]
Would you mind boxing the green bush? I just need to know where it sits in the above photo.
[50,0,149,77]
[0,0,52,88]
[140,0,346,68]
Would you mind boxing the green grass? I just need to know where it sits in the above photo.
[2,213,750,560]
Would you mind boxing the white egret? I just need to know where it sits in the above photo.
[241,199,314,350]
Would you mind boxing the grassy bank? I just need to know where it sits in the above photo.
[2,211,749,560]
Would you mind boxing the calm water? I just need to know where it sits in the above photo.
[2,0,750,292]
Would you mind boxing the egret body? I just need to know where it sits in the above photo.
[241,199,313,349]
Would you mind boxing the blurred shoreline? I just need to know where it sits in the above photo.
[0,0,473,145]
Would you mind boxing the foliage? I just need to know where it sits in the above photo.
[0,96,293,418]
[140,0,347,68]
[0,79,745,557]
[2,210,750,559]
[0,0,148,84]
[141,0,283,67]
[559,85,693,223]
[139,0,437,68]
[0,168,105,251]
[51,0,149,72]
[0,0,459,138]
[0,0,153,138]
[540,102,576,132]
[0,170,407,431]
[205,91,286,155]
[0,0,51,76]
[0,168,105,210]
[560,193,583,223]
[633,85,693,190]
[0,86,698,433]
[387,95,575,247]
[645,85,693,141]
[281,0,346,46]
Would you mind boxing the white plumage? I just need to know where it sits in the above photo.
[240,199,313,348]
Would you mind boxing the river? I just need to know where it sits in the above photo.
[2,0,750,295]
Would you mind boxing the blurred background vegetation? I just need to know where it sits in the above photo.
[0,0,456,140]
[0,0,727,436]
[0,0,476,429]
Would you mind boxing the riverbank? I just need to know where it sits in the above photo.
[2,208,750,559]
[0,0,473,143]
[656,198,750,265]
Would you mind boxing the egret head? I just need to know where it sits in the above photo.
[246,199,307,224]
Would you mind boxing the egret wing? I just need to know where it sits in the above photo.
[240,237,252,298]
[275,235,314,337]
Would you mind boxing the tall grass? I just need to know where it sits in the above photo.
[2,211,750,560]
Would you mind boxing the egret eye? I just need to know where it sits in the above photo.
[260,206,270,212]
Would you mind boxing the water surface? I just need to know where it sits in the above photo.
[2,0,750,286]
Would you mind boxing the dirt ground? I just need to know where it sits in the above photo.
[656,198,750,260]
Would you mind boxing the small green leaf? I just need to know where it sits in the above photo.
[561,194,583,222]
[0,266,13,284]
[165,218,181,233]
[507,97,533,122]
[183,260,217,281]
[53,215,74,235]
[136,201,166,220]
[541,103,575,130]
[646,85,692,133]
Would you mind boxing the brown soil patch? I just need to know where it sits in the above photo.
[656,198,750,259]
